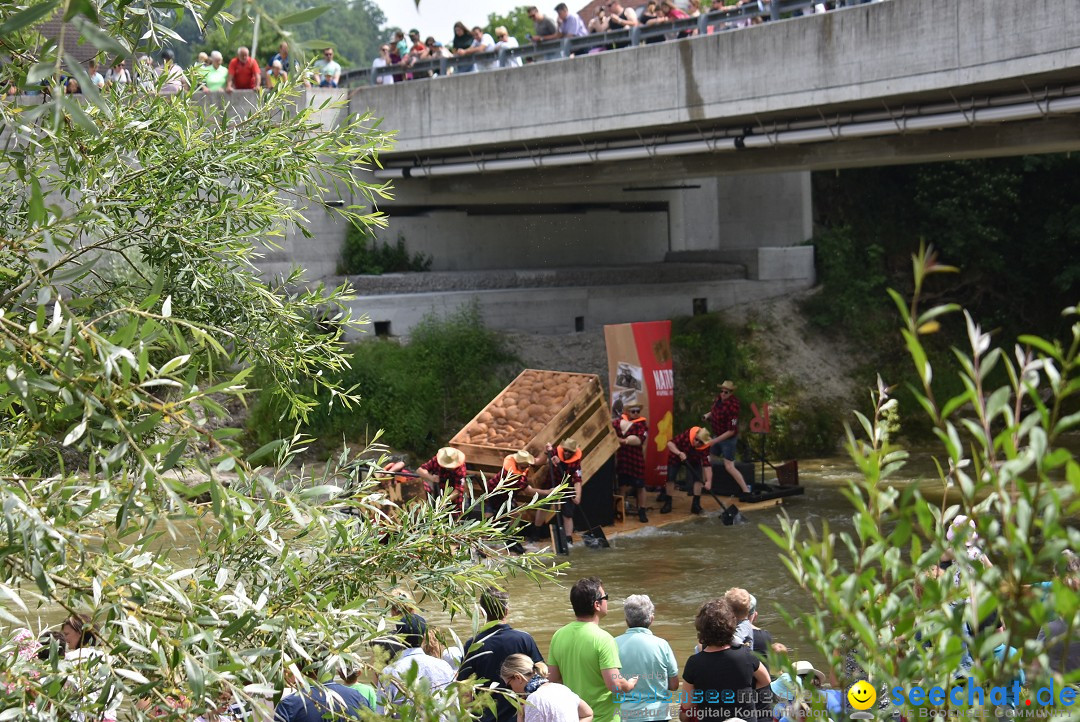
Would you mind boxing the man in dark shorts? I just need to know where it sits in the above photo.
[615,399,649,523]
[663,425,712,514]
[547,437,584,542]
[705,380,750,495]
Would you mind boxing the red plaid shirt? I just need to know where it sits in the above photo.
[671,428,710,466]
[615,415,648,479]
[551,447,583,485]
[419,456,468,510]
[708,395,740,439]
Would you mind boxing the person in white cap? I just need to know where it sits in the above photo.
[417,447,468,515]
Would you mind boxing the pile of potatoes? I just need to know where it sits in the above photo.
[460,371,590,448]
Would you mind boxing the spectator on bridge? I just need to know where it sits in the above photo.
[371,44,395,85]
[393,30,409,58]
[105,57,130,88]
[493,26,523,67]
[135,54,158,93]
[225,46,260,92]
[270,41,299,77]
[640,1,664,43]
[87,59,105,90]
[426,36,452,60]
[605,0,638,49]
[555,3,589,38]
[587,6,609,34]
[314,47,342,87]
[200,51,228,92]
[456,26,497,72]
[660,0,692,37]
[451,21,474,72]
[687,0,704,16]
[158,48,189,95]
[528,6,560,42]
[265,58,288,90]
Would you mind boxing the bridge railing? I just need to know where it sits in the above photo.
[343,0,823,87]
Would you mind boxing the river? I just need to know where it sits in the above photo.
[434,454,937,672]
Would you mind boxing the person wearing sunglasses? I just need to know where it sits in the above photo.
[501,654,594,722]
[371,45,395,86]
[548,578,638,722]
[314,47,341,88]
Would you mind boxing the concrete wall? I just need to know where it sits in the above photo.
[351,0,1080,156]
[346,277,814,337]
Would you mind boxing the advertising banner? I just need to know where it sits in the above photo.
[604,321,674,488]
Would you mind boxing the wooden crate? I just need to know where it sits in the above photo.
[450,370,618,485]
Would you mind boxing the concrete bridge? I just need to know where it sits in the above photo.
[282,0,1080,336]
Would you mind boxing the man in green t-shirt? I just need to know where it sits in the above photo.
[548,577,639,722]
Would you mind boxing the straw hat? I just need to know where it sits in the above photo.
[512,449,535,467]
[436,447,466,469]
[625,395,642,411]
[718,380,736,391]
[561,437,579,453]
[694,427,712,444]
[794,660,825,686]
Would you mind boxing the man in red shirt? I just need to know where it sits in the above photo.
[416,446,468,515]
[226,46,261,92]
[705,380,750,496]
[664,425,712,514]
[615,399,649,524]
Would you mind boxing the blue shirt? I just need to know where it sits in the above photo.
[614,627,679,721]
[458,623,544,722]
[558,13,589,37]
[274,682,370,722]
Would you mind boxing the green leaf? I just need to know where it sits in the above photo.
[63,0,98,23]
[203,0,228,25]
[27,62,56,85]
[71,16,129,57]
[277,6,330,25]
[0,0,60,36]
[27,177,46,225]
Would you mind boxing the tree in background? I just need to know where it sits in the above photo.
[0,0,554,719]
[486,5,534,42]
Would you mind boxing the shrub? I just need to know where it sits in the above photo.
[340,227,433,275]
[248,304,518,457]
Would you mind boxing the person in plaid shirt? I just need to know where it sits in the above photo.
[664,425,713,514]
[615,399,649,523]
[704,380,750,495]
[417,447,468,514]
[546,437,584,542]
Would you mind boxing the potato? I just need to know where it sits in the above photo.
[490,407,505,420]
[478,411,493,424]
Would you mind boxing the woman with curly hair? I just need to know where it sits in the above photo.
[679,598,769,722]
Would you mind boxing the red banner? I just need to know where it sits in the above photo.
[604,321,674,488]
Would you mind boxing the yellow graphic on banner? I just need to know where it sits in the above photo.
[654,411,673,451]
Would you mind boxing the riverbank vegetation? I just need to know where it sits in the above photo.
[774,246,1080,705]
[808,154,1080,438]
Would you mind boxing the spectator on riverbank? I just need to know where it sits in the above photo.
[615,595,679,722]
[502,654,594,722]
[556,3,589,38]
[680,598,770,722]
[276,645,370,722]
[378,615,455,713]
[226,46,260,92]
[548,577,638,722]
[458,588,544,722]
[724,588,755,648]
[87,59,105,89]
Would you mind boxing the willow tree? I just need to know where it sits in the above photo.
[0,0,553,719]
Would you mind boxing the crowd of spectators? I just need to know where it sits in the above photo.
[367,0,883,82]
[4,40,348,99]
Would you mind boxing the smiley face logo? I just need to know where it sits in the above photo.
[847,680,877,711]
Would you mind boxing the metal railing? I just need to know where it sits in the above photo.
[343,0,836,87]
